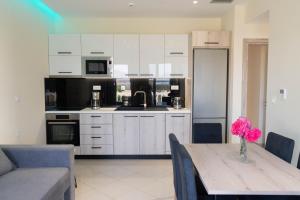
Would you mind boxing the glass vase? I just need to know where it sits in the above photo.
[240,137,247,162]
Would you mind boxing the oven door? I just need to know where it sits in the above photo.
[46,120,80,146]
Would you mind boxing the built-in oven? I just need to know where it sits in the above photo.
[46,114,80,149]
[82,57,113,77]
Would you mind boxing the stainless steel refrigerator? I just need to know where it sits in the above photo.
[193,49,228,143]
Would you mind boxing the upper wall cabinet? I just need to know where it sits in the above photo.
[192,31,231,48]
[165,34,189,57]
[140,34,165,78]
[81,34,114,57]
[49,34,81,56]
[113,34,140,78]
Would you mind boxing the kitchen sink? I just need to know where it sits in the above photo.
[115,106,168,111]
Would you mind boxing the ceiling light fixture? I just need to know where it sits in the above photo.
[128,2,135,7]
[193,0,199,4]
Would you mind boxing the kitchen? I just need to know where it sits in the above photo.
[45,32,229,157]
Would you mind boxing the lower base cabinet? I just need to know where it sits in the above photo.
[140,114,166,155]
[81,145,113,155]
[113,114,140,155]
[166,114,191,153]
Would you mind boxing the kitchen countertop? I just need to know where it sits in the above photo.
[45,107,191,114]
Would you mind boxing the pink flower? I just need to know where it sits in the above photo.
[231,117,251,137]
[244,128,262,142]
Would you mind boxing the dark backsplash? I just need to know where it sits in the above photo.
[45,78,185,111]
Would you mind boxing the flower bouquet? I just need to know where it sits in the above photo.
[231,117,262,162]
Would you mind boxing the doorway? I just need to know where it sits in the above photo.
[242,39,268,145]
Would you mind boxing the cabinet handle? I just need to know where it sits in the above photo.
[91,137,102,139]
[90,52,104,54]
[140,74,154,76]
[170,74,184,76]
[91,147,102,149]
[125,74,138,76]
[91,115,102,118]
[205,42,219,45]
[141,116,155,118]
[171,116,185,118]
[124,116,138,118]
[58,72,72,74]
[91,126,101,129]
[170,52,184,55]
[57,52,72,55]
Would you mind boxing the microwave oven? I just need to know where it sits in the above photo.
[82,57,113,77]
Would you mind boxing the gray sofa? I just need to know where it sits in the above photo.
[0,145,75,200]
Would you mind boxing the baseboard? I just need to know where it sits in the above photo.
[75,155,171,159]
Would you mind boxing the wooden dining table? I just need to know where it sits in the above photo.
[184,144,300,198]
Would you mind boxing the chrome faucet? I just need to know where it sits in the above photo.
[134,91,147,108]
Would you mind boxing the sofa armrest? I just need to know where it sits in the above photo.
[0,145,74,169]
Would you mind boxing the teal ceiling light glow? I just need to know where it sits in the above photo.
[27,0,62,21]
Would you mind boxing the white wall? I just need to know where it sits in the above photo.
[53,17,222,34]
[0,1,53,144]
[222,5,269,143]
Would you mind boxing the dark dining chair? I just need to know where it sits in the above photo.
[265,132,295,163]
[193,123,223,144]
[169,133,181,198]
[297,153,300,169]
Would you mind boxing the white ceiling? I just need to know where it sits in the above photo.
[44,0,246,18]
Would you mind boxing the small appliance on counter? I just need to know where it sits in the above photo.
[173,97,183,109]
[122,96,132,107]
[91,91,100,110]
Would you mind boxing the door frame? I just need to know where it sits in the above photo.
[241,39,268,144]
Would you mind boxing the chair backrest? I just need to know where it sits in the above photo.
[297,153,300,170]
[265,132,295,163]
[177,144,198,200]
[169,134,180,198]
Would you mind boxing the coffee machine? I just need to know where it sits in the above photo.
[91,91,100,110]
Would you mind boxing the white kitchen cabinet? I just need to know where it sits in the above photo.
[49,56,82,76]
[166,114,191,152]
[139,114,166,155]
[80,114,113,125]
[81,145,113,155]
[140,34,165,78]
[49,34,81,56]
[113,34,140,78]
[113,114,140,155]
[81,34,114,57]
[164,57,188,78]
[165,34,188,57]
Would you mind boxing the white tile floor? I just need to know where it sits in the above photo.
[75,159,175,200]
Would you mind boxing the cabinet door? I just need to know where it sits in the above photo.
[113,34,140,78]
[140,114,166,154]
[49,34,81,56]
[192,31,231,48]
[165,34,188,57]
[165,57,188,78]
[81,34,114,57]
[49,56,82,76]
[113,114,139,155]
[192,31,208,47]
[166,114,190,152]
[140,35,165,78]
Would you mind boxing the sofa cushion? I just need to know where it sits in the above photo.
[0,168,70,200]
[0,148,15,176]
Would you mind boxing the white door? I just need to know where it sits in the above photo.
[114,34,140,78]
[49,34,81,56]
[164,57,188,78]
[113,114,140,155]
[49,56,82,76]
[81,34,114,57]
[165,34,188,57]
[166,114,190,152]
[140,34,165,78]
[139,114,166,154]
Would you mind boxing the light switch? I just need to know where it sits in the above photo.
[121,85,126,91]
[280,89,288,100]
